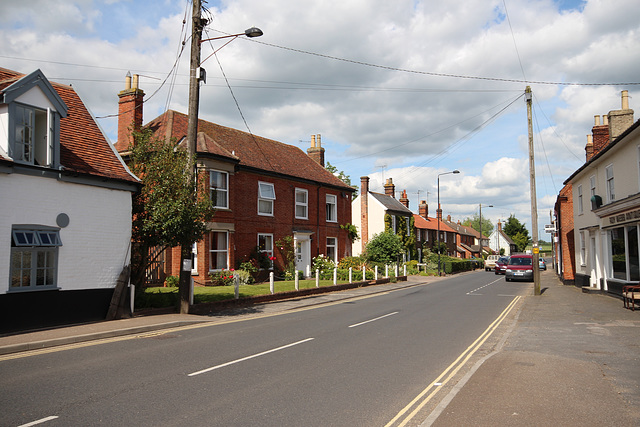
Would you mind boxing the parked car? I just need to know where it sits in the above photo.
[505,254,534,282]
[539,258,547,270]
[484,254,500,271]
[494,256,510,275]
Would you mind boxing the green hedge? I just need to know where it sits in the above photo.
[442,259,483,274]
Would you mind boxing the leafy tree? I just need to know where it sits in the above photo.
[512,232,530,253]
[326,162,358,199]
[128,129,215,291]
[462,214,494,237]
[364,232,404,264]
[431,241,448,255]
[503,215,530,242]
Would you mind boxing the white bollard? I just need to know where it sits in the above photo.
[362,265,366,281]
[404,265,407,277]
[130,283,135,315]
[190,277,194,305]
[316,269,320,288]
[295,271,299,291]
[395,264,399,277]
[375,265,378,280]
[270,271,274,294]
[306,264,311,277]
[385,265,389,278]
[333,268,337,285]
[349,267,353,283]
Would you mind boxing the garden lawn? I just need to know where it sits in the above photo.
[138,279,347,308]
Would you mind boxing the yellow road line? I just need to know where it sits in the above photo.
[385,296,521,427]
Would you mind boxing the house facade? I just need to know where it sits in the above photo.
[443,216,481,259]
[553,184,575,285]
[413,201,457,261]
[488,221,517,256]
[0,68,139,332]
[352,177,414,258]
[564,90,638,296]
[116,77,354,282]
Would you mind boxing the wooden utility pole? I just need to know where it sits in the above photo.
[179,0,205,314]
[526,86,541,296]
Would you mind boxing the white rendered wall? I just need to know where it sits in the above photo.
[1,173,132,293]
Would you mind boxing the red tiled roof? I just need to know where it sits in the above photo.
[145,110,353,190]
[0,67,137,184]
[413,214,456,232]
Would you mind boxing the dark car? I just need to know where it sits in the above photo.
[494,256,510,275]
[505,254,534,282]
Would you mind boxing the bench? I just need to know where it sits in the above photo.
[622,285,640,311]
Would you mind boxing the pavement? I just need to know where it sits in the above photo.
[1,270,639,426]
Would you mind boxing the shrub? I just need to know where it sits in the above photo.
[209,269,235,286]
[235,269,254,285]
[312,254,336,275]
[338,256,366,270]
[165,275,179,287]
[364,232,403,264]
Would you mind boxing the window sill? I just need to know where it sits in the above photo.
[8,286,60,293]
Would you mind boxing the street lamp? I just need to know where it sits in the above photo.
[437,170,460,276]
[479,204,493,256]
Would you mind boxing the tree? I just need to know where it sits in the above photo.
[326,162,358,198]
[503,215,531,252]
[512,232,530,253]
[128,129,215,295]
[462,214,494,237]
[503,214,530,244]
[364,232,403,264]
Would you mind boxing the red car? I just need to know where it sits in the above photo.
[494,256,510,275]
[505,254,534,282]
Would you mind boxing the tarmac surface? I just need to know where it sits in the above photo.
[1,269,639,426]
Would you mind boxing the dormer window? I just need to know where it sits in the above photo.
[1,69,67,169]
[12,103,55,166]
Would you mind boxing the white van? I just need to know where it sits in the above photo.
[484,255,500,271]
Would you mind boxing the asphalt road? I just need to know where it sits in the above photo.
[1,271,531,427]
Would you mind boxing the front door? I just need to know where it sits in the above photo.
[294,233,311,275]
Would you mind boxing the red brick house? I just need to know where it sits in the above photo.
[413,201,457,260]
[115,76,354,283]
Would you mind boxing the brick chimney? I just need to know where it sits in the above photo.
[384,178,395,197]
[436,204,442,221]
[447,215,452,222]
[591,115,609,156]
[399,189,409,208]
[307,134,325,167]
[418,200,428,219]
[498,220,502,231]
[608,90,634,141]
[115,73,144,152]
[585,134,594,161]
[360,176,370,247]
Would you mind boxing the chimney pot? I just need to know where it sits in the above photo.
[594,115,600,126]
[622,90,629,110]
[311,135,316,148]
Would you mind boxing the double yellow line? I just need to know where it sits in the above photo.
[385,296,521,427]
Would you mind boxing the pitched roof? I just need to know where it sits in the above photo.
[369,192,413,216]
[413,214,456,232]
[0,67,138,184]
[145,110,353,190]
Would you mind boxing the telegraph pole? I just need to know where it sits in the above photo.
[526,86,541,296]
[178,0,205,314]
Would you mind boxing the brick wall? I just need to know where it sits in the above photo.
[556,184,575,284]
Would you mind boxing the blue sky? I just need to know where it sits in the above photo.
[1,0,638,239]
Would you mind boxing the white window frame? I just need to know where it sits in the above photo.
[10,103,55,167]
[606,164,615,202]
[209,170,229,209]
[209,231,229,271]
[416,229,421,242]
[577,184,583,215]
[10,227,61,290]
[579,231,586,266]
[326,194,337,222]
[295,188,308,220]
[258,233,274,269]
[326,237,337,263]
[590,175,596,198]
[258,182,276,216]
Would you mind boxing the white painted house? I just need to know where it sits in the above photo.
[0,68,139,332]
